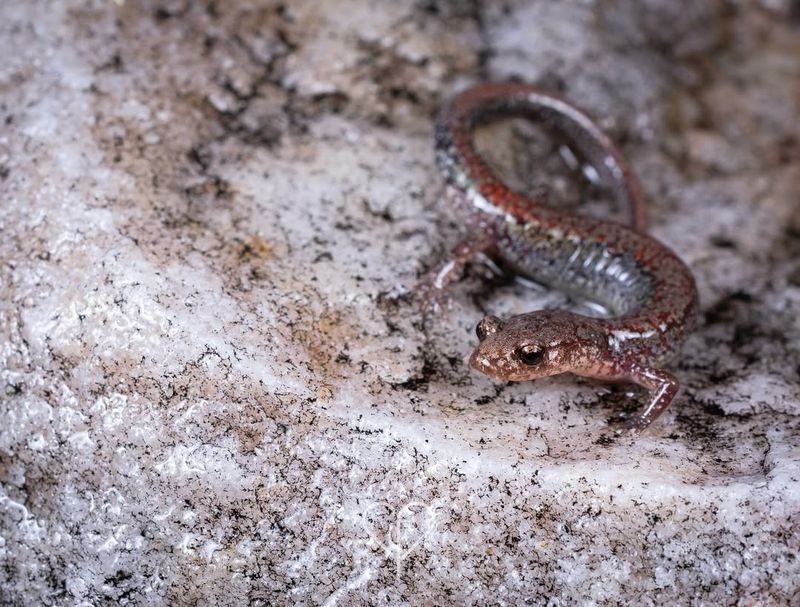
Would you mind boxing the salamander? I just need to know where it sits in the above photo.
[424,82,699,432]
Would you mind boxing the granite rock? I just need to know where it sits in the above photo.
[1,1,799,605]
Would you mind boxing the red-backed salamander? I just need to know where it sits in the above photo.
[423,82,699,433]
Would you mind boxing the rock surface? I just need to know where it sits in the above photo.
[1,1,799,605]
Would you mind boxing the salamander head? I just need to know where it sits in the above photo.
[469,310,606,381]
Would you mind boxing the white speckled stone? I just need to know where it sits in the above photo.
[1,1,799,605]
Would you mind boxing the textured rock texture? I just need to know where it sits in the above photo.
[1,1,799,605]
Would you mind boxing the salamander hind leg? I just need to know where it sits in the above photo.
[618,366,679,434]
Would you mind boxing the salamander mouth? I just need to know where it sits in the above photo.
[469,349,509,380]
[470,345,559,382]
[469,350,490,372]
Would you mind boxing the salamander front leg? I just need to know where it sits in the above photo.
[413,235,493,317]
[621,366,679,433]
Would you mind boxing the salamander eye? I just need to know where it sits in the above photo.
[515,345,545,366]
[476,315,504,341]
